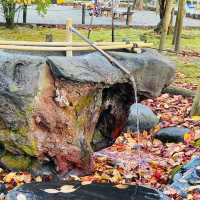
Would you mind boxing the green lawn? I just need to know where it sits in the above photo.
[0,25,200,86]
[1,26,200,51]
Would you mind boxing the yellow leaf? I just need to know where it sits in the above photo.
[191,116,200,121]
[184,133,191,143]
[35,176,42,182]
[3,172,16,183]
[114,184,129,189]
[81,181,92,185]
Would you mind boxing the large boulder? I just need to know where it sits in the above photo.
[0,50,175,173]
[6,181,170,200]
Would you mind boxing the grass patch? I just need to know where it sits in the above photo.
[176,62,200,85]
[0,25,200,85]
[1,26,200,51]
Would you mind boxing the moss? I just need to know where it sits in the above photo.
[194,139,200,147]
[0,129,38,157]
[92,130,104,144]
[0,153,32,170]
[75,92,95,114]
[0,118,5,129]
[16,127,28,136]
[19,140,38,157]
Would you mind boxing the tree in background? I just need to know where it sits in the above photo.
[132,0,144,10]
[155,0,175,33]
[173,0,185,53]
[159,0,174,51]
[0,0,51,28]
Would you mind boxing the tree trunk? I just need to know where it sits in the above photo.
[138,0,144,10]
[168,7,174,34]
[1,1,16,28]
[174,0,185,53]
[191,87,200,116]
[159,0,174,51]
[154,0,166,33]
[132,0,137,10]
[172,7,180,45]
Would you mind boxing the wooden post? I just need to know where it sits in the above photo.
[23,5,27,24]
[45,34,53,42]
[82,4,86,24]
[175,0,185,53]
[126,6,132,26]
[111,0,115,42]
[66,18,73,57]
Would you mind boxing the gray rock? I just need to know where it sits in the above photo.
[125,103,159,132]
[0,50,175,173]
[6,181,170,200]
[155,127,190,143]
[47,49,176,98]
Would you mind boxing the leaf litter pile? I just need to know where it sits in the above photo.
[1,73,200,200]
[84,86,200,199]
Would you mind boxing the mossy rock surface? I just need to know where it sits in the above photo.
[0,153,32,171]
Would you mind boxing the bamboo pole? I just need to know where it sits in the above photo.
[0,41,128,46]
[0,44,139,52]
[66,18,73,57]
[0,41,131,47]
[0,41,153,48]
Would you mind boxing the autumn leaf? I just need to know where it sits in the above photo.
[60,185,77,193]
[191,116,200,121]
[43,189,60,194]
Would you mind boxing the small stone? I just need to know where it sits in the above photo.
[155,127,190,143]
[124,103,159,133]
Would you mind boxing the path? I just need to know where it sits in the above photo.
[0,5,200,27]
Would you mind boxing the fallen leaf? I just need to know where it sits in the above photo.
[60,185,77,193]
[114,184,129,189]
[43,189,60,194]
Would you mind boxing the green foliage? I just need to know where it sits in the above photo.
[0,0,50,28]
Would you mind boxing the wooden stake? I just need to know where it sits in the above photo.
[111,0,115,42]
[126,6,132,26]
[82,4,86,25]
[66,18,73,57]
[23,5,27,24]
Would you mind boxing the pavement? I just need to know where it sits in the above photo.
[0,5,200,27]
